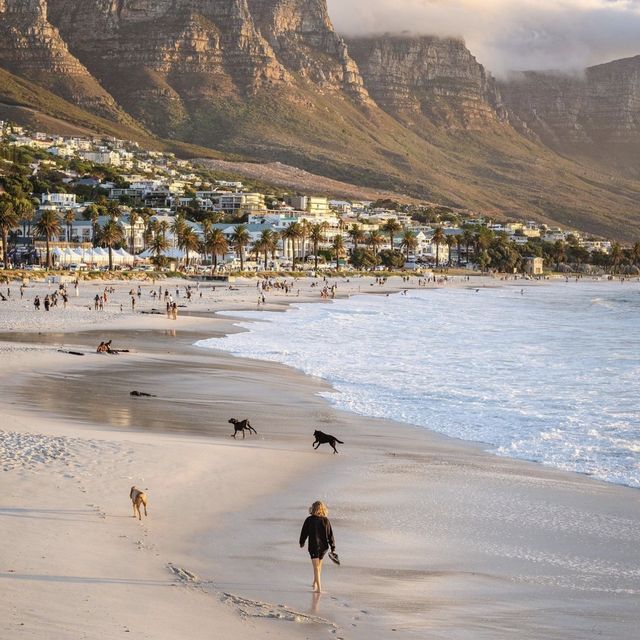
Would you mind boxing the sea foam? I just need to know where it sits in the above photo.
[196,282,640,488]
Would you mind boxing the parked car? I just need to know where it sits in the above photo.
[68,263,88,272]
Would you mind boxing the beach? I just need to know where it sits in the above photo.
[1,275,639,640]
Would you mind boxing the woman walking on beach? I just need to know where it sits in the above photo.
[299,501,335,593]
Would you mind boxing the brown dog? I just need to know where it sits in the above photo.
[130,486,148,520]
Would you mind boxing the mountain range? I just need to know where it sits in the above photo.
[0,0,639,239]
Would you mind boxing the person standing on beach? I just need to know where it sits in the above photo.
[299,501,336,593]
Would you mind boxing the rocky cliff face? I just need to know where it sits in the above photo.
[500,56,640,167]
[346,35,507,129]
[0,0,126,119]
[43,0,291,135]
[248,0,370,101]
[47,0,287,91]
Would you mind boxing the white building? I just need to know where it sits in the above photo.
[41,193,77,206]
[583,240,612,254]
[80,150,121,166]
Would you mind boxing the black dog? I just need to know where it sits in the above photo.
[229,418,257,439]
[313,430,344,454]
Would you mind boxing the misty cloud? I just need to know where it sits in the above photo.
[327,0,640,75]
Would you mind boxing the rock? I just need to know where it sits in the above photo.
[0,0,130,121]
[500,56,640,177]
[346,34,507,129]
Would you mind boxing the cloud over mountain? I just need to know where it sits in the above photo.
[328,0,640,74]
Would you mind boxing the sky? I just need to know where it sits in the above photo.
[327,0,640,76]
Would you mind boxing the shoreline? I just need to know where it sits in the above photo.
[2,276,639,639]
[193,280,640,493]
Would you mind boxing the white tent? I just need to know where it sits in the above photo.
[114,248,136,264]
[82,248,109,266]
[51,247,65,264]
[64,248,82,263]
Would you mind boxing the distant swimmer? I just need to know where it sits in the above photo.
[521,289,524,295]
[475,289,480,293]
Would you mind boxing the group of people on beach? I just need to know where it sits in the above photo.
[34,284,69,311]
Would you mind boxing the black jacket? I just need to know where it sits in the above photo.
[299,515,335,553]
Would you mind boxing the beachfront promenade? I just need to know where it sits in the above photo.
[1,275,639,640]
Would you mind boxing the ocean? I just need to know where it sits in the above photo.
[195,281,640,488]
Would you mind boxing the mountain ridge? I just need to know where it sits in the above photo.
[0,0,639,239]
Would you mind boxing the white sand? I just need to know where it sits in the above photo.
[1,274,638,640]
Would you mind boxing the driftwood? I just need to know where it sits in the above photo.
[130,391,156,398]
[58,349,85,356]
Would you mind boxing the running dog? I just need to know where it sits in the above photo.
[312,430,344,454]
[130,486,148,520]
[228,418,257,438]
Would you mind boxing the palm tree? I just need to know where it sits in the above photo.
[99,218,125,271]
[34,210,61,269]
[232,224,250,271]
[200,219,212,263]
[14,196,35,241]
[455,235,463,266]
[308,222,327,270]
[400,230,418,261]
[431,227,446,267]
[299,218,310,259]
[139,208,154,250]
[106,200,121,218]
[446,235,456,267]
[552,240,567,271]
[609,242,622,274]
[63,209,75,243]
[462,227,474,263]
[348,223,365,252]
[204,228,228,271]
[257,229,276,269]
[473,228,491,258]
[128,209,139,255]
[251,238,263,265]
[0,194,18,269]
[150,231,170,265]
[158,220,170,244]
[171,214,187,249]
[383,219,401,250]
[332,234,345,269]
[83,204,102,246]
[282,222,302,269]
[181,227,201,268]
[367,230,384,255]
